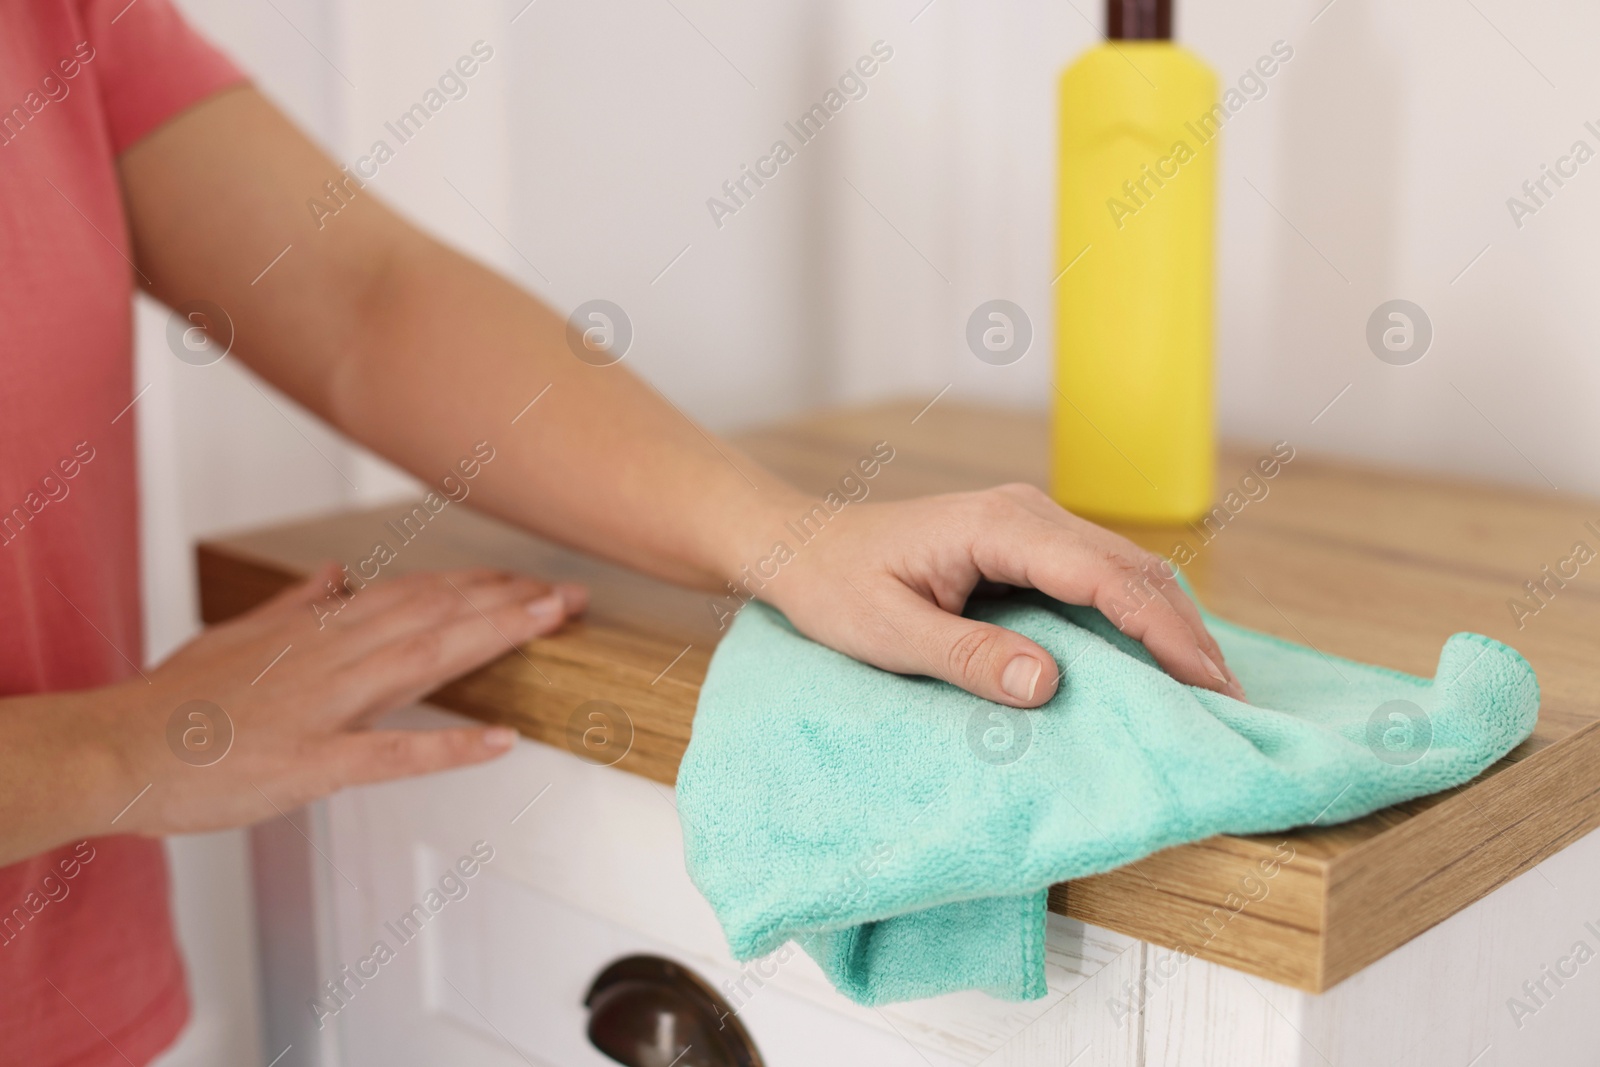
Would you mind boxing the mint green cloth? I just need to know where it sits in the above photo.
[676,590,1539,1006]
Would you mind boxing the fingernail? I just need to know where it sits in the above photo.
[1197,649,1230,691]
[525,594,563,623]
[485,726,517,748]
[555,582,590,614]
[1001,656,1043,704]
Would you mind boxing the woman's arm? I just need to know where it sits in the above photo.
[119,85,761,593]
[117,85,1241,709]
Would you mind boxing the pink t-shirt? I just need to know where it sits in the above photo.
[0,1,244,1063]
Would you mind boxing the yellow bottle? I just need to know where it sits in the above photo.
[1052,0,1217,524]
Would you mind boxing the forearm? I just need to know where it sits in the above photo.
[328,233,807,591]
[118,87,802,594]
[0,690,130,866]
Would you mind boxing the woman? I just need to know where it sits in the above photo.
[0,1,1239,1062]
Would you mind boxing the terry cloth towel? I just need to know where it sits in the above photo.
[675,589,1539,1007]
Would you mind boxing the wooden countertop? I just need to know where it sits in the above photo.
[197,401,1600,993]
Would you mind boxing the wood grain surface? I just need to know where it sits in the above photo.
[197,400,1600,993]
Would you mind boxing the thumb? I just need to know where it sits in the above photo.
[871,588,1060,708]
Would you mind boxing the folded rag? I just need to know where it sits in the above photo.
[676,588,1539,1006]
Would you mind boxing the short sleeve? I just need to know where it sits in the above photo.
[80,0,246,154]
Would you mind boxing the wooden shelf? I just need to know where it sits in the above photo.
[196,400,1600,993]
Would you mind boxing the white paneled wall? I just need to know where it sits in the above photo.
[141,1,1597,1062]
[823,0,1598,493]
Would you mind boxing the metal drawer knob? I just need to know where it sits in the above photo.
[583,955,764,1067]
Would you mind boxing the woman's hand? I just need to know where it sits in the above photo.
[758,484,1243,708]
[22,566,585,857]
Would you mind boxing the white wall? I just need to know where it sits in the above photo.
[141,0,1597,1062]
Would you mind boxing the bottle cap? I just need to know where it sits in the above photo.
[1107,0,1171,40]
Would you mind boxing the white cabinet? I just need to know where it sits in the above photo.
[252,705,1600,1067]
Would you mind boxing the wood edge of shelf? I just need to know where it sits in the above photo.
[197,542,300,624]
[195,543,699,786]
[1048,836,1333,992]
[1049,881,1325,990]
[1317,718,1600,987]
[1046,726,1595,994]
